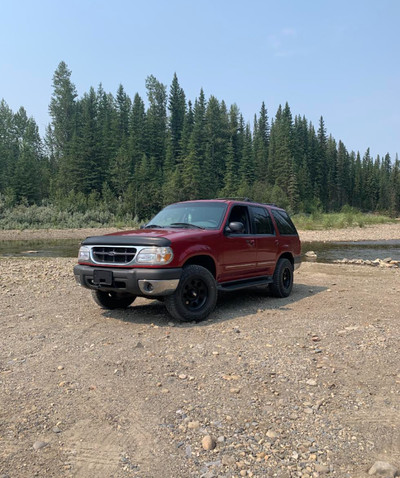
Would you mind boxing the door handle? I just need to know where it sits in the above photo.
[246,239,255,247]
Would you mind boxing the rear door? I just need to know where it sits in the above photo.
[250,205,278,275]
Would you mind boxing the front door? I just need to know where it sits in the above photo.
[219,205,257,282]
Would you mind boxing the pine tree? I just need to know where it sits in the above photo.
[168,73,186,162]
[48,61,77,158]
[0,100,19,195]
[203,96,229,197]
[253,102,269,179]
[317,116,328,208]
[238,123,254,190]
[145,75,167,167]
[116,85,131,142]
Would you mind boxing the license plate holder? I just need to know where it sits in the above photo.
[93,270,113,286]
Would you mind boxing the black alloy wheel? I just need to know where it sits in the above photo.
[165,265,217,322]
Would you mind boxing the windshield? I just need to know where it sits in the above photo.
[146,202,227,230]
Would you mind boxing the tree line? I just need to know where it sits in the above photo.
[0,61,399,220]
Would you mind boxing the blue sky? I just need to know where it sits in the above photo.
[1,0,399,159]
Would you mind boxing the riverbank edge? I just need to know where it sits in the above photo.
[0,221,400,242]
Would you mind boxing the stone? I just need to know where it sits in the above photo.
[314,464,330,474]
[368,461,398,477]
[306,379,317,386]
[266,430,278,439]
[188,420,200,429]
[230,387,241,394]
[202,435,216,451]
[33,441,48,450]
[222,455,236,466]
[305,251,317,258]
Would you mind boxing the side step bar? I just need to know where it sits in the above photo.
[218,276,273,292]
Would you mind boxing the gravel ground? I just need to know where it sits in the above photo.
[1,248,399,477]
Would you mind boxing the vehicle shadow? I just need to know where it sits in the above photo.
[102,282,327,327]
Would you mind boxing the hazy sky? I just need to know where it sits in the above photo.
[1,0,399,159]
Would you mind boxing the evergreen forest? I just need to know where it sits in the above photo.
[0,61,399,227]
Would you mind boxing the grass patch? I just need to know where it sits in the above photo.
[0,204,140,230]
[293,210,395,230]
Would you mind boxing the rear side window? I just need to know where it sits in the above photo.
[271,209,297,235]
[250,206,275,234]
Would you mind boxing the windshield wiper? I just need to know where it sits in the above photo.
[143,224,164,229]
[170,222,204,229]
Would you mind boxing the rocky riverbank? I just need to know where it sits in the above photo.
[0,258,399,477]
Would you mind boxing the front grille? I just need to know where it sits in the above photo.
[92,246,137,264]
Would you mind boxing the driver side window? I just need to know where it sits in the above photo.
[227,205,250,234]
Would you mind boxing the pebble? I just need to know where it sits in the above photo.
[202,435,216,451]
[306,379,317,386]
[33,441,48,450]
[188,421,200,430]
[314,464,330,474]
[230,387,240,394]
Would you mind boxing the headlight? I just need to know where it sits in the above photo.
[78,246,90,261]
[136,247,173,265]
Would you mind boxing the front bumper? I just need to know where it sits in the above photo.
[73,265,182,297]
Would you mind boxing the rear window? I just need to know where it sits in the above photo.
[250,206,275,234]
[271,209,298,235]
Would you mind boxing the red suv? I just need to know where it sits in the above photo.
[74,199,301,322]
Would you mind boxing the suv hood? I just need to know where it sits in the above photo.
[81,227,210,247]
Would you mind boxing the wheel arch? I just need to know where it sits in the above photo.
[277,252,294,268]
[183,254,217,278]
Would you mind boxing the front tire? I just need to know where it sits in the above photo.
[165,265,217,322]
[270,258,293,298]
[92,290,136,309]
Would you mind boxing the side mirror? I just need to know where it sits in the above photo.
[225,221,244,234]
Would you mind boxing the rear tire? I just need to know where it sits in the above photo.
[165,265,217,322]
[270,258,293,298]
[92,290,136,309]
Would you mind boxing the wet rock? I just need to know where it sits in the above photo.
[368,461,398,477]
[305,251,317,258]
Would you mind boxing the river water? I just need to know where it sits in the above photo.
[0,238,399,263]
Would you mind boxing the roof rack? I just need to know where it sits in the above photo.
[215,197,253,202]
[215,198,279,208]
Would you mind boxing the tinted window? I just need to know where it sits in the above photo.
[227,205,250,234]
[250,206,275,235]
[271,209,297,235]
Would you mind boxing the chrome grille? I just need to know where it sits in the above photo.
[92,246,137,264]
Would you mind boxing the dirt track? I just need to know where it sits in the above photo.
[1,226,400,477]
